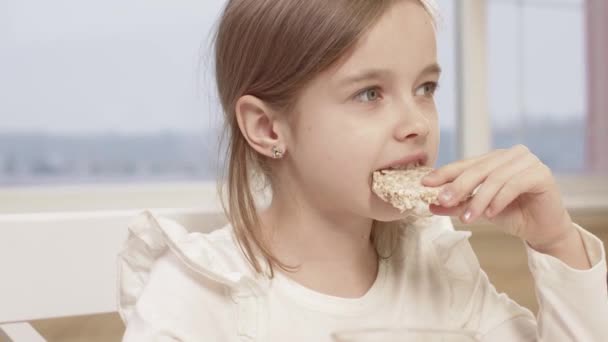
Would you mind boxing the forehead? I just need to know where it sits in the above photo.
[326,0,437,82]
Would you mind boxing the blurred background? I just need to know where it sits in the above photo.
[1,0,606,188]
[1,0,607,341]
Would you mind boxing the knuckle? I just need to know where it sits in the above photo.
[483,175,503,191]
[539,163,552,175]
[512,144,529,154]
[526,153,540,163]
[495,148,507,155]
[448,179,463,196]
[517,152,539,167]
[453,172,475,195]
[482,161,499,177]
[503,179,521,196]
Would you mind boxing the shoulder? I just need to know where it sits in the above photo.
[120,246,245,341]
[117,210,261,324]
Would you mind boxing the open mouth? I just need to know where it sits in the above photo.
[379,160,423,172]
[374,151,429,173]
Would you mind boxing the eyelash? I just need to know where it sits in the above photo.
[354,87,383,103]
[353,82,440,103]
[417,81,439,97]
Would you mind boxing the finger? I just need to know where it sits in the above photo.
[422,154,488,187]
[460,152,538,223]
[429,198,471,220]
[485,162,551,218]
[437,145,531,208]
[423,145,532,188]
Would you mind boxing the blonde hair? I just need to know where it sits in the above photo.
[213,0,438,277]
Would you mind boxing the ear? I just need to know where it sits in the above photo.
[235,95,285,158]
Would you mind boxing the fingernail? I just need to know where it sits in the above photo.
[440,189,453,202]
[463,210,472,223]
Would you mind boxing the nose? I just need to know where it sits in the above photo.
[394,107,431,142]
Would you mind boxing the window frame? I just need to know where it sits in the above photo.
[454,0,607,208]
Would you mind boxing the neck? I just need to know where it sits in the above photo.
[261,188,379,298]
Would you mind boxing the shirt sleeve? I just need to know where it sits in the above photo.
[479,223,608,341]
[121,251,238,342]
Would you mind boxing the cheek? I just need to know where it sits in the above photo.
[293,114,379,188]
[302,116,378,164]
[299,125,359,171]
[421,114,440,165]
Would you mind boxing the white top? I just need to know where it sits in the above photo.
[118,211,608,341]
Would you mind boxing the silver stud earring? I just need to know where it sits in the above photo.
[271,146,284,159]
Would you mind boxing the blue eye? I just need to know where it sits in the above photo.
[415,82,439,97]
[354,87,382,103]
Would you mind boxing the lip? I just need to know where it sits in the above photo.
[376,151,428,171]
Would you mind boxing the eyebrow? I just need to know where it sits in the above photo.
[337,63,442,87]
[337,68,391,87]
[419,63,442,77]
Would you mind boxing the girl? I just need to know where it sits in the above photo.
[118,0,608,340]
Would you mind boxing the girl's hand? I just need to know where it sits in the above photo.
[422,145,575,250]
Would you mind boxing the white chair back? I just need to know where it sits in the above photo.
[0,208,227,341]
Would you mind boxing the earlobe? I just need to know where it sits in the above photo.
[235,95,284,158]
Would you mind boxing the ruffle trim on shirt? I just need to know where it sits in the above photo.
[117,210,267,332]
[412,216,487,327]
[433,228,483,320]
[411,216,480,281]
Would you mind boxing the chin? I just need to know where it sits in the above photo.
[368,201,411,222]
[373,214,410,223]
[369,196,436,223]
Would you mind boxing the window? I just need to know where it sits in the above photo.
[435,0,459,166]
[487,0,601,174]
[0,1,226,186]
[0,1,460,187]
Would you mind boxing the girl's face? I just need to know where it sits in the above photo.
[281,0,440,222]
